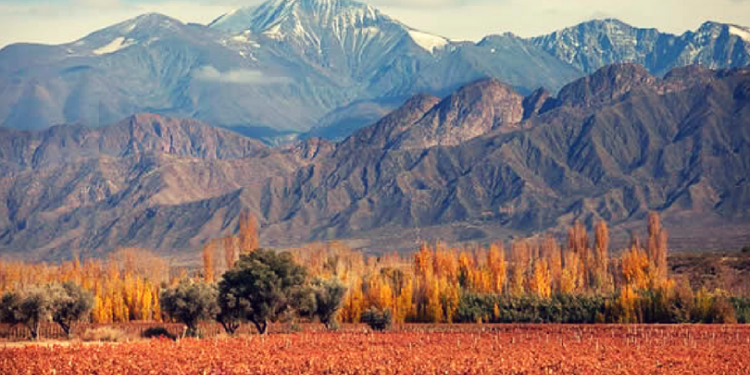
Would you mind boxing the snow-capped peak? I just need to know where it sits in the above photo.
[729,25,750,42]
[71,13,186,56]
[407,29,449,54]
[210,0,386,35]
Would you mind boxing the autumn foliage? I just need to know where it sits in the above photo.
[0,212,745,330]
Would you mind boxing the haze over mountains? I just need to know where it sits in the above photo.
[1,0,749,143]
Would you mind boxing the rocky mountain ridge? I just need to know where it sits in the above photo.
[531,19,750,75]
[1,64,749,260]
[3,0,749,143]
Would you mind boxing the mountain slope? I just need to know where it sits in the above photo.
[1,64,749,259]
[0,114,328,259]
[248,64,750,250]
[3,4,750,142]
[0,113,267,170]
[532,19,750,75]
[0,0,580,138]
[0,13,342,133]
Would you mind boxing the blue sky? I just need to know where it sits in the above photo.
[2,0,750,48]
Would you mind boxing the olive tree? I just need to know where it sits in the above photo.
[216,292,244,335]
[0,286,54,340]
[218,249,307,335]
[160,280,219,337]
[50,282,94,337]
[309,278,346,330]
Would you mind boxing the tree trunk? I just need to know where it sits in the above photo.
[55,318,71,338]
[186,323,201,338]
[252,320,268,335]
[220,320,240,335]
[30,321,40,341]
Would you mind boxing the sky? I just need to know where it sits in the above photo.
[2,0,750,48]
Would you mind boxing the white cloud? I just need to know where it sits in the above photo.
[192,66,291,85]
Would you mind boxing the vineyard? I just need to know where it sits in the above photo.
[2,325,749,374]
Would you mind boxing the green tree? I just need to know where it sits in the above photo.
[310,278,346,330]
[160,280,219,337]
[218,249,307,335]
[0,286,54,341]
[217,291,244,335]
[50,282,94,337]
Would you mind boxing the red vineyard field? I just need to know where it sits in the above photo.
[3,325,750,374]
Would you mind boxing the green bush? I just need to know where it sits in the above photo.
[456,292,607,324]
[361,307,392,331]
[731,298,750,323]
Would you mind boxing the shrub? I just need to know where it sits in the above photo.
[455,292,609,324]
[81,327,131,342]
[142,327,176,340]
[456,292,486,323]
[361,307,392,331]
[731,298,750,324]
[708,294,737,324]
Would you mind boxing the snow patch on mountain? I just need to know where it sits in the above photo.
[230,31,262,47]
[123,23,137,34]
[93,37,136,55]
[729,25,750,42]
[408,29,449,53]
[263,24,284,40]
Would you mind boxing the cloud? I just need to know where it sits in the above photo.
[192,66,291,85]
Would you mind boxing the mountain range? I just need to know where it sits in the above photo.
[1,0,750,144]
[1,63,749,261]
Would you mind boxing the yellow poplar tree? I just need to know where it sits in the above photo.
[531,259,552,299]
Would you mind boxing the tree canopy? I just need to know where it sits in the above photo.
[160,280,219,337]
[218,249,307,334]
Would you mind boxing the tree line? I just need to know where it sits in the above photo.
[1,212,748,340]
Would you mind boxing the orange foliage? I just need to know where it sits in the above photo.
[622,242,650,290]
[0,215,673,325]
[0,248,166,324]
[238,212,260,254]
